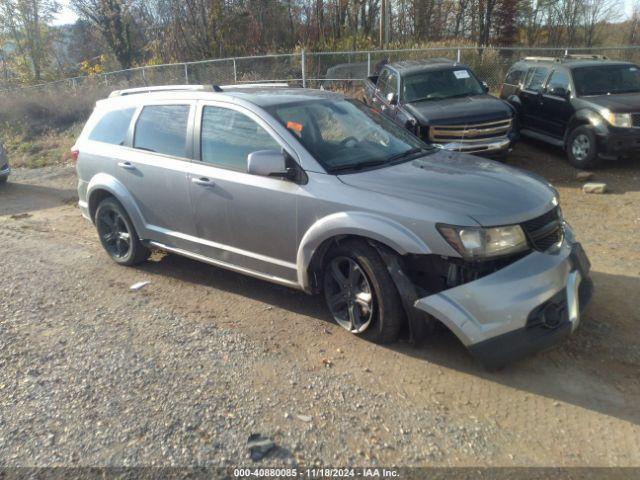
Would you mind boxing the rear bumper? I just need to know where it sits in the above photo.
[78,179,90,220]
[414,227,592,367]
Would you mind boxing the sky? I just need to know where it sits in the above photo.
[52,0,637,28]
[52,1,78,26]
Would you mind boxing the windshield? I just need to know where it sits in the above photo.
[573,64,640,96]
[402,69,485,103]
[267,99,431,173]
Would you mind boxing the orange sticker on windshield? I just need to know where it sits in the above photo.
[287,121,303,133]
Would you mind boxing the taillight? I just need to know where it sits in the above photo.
[70,149,79,162]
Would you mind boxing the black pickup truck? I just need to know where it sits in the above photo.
[363,59,518,158]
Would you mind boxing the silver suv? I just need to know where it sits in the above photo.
[75,85,592,367]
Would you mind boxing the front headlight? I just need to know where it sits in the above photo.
[602,109,632,128]
[437,224,528,260]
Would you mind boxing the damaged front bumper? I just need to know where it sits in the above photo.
[414,227,592,368]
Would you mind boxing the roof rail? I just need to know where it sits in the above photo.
[218,82,290,89]
[564,54,608,60]
[522,56,560,62]
[522,54,610,64]
[108,85,214,98]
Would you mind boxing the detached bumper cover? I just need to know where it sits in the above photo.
[414,230,592,366]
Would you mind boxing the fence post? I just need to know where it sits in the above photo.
[301,49,306,88]
[142,66,147,85]
[233,58,237,84]
[184,64,189,84]
[367,52,371,76]
[456,48,461,63]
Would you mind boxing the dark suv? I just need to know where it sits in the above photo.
[500,55,640,168]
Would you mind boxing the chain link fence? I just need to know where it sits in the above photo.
[4,45,640,100]
[6,46,640,96]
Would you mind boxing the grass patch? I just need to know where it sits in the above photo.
[2,123,83,169]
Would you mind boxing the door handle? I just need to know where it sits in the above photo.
[191,177,215,187]
[118,161,136,170]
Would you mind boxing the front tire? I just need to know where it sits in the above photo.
[567,126,600,169]
[95,197,149,266]
[322,239,405,344]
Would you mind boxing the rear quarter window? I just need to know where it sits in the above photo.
[88,107,136,145]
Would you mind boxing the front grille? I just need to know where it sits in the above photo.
[631,113,640,127]
[429,118,512,143]
[521,207,564,252]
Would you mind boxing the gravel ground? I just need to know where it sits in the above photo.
[0,142,639,468]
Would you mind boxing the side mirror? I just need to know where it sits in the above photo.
[247,149,293,179]
[481,81,490,93]
[386,92,398,105]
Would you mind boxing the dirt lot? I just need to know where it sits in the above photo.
[1,141,639,468]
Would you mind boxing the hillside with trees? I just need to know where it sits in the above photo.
[0,0,639,86]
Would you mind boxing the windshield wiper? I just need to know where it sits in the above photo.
[386,147,429,163]
[329,159,389,173]
[329,148,429,173]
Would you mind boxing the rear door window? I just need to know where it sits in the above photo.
[88,107,136,145]
[133,105,191,158]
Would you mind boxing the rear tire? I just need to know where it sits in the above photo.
[95,197,149,266]
[322,239,405,344]
[567,126,600,169]
[0,176,7,185]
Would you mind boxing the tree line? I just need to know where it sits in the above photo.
[0,0,636,85]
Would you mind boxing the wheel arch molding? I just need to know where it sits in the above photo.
[86,173,146,234]
[296,211,432,293]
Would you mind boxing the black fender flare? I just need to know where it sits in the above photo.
[564,109,609,146]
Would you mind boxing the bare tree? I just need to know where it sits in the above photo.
[582,0,620,46]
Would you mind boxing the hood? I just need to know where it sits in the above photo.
[579,93,640,113]
[403,95,513,125]
[337,151,557,226]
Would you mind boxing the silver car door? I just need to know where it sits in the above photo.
[189,100,301,285]
[118,101,198,250]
